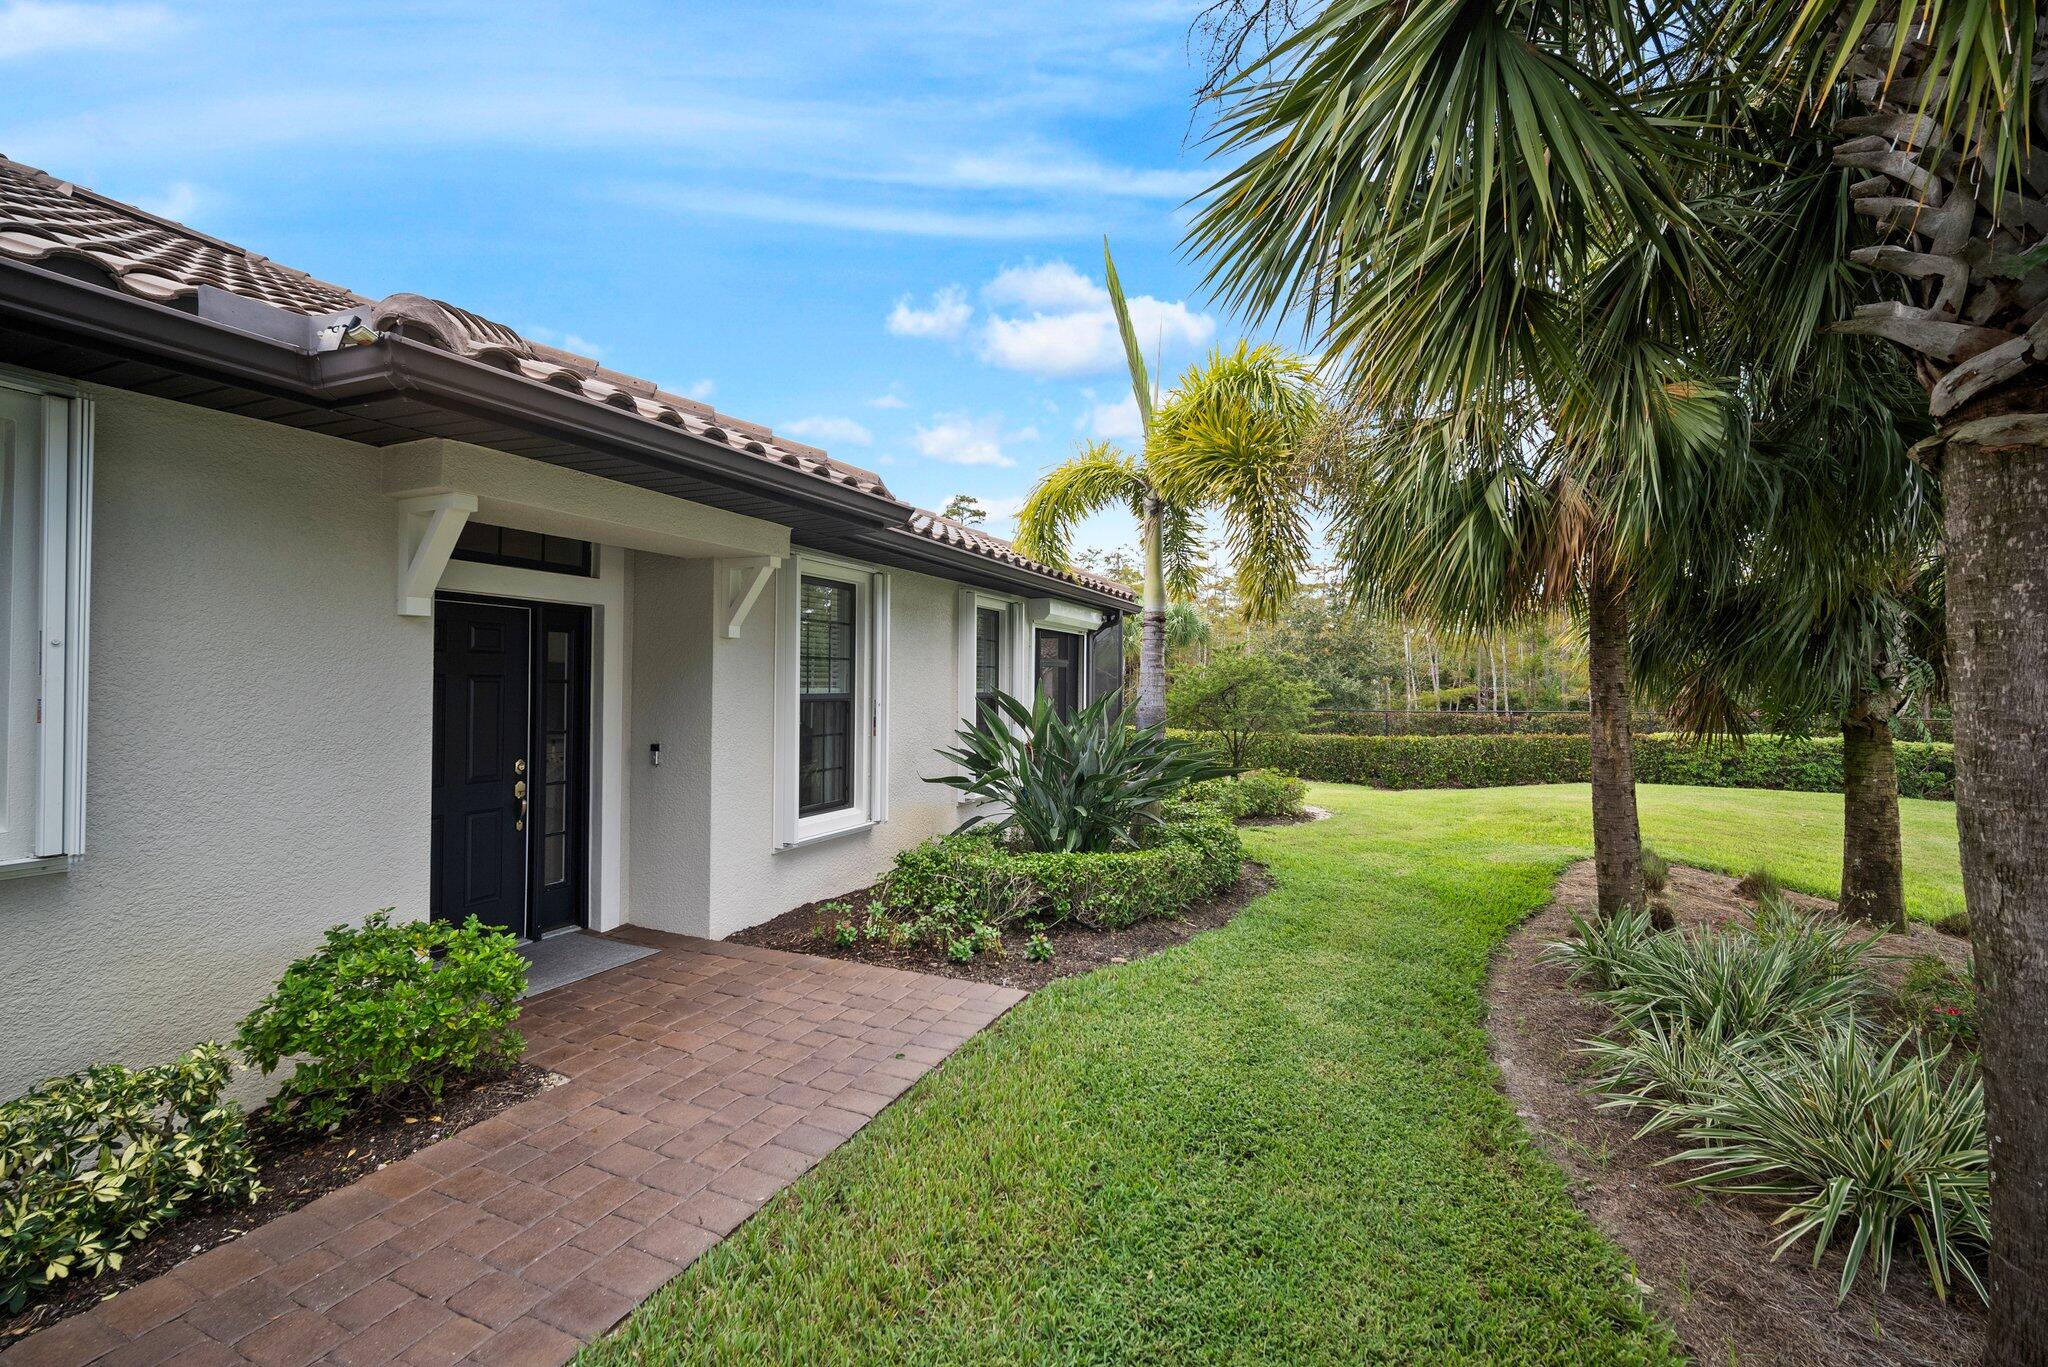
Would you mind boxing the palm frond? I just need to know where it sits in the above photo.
[1151,343,1327,621]
[1013,444,1148,570]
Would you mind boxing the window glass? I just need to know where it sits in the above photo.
[450,521,594,577]
[799,577,856,815]
[1035,630,1080,718]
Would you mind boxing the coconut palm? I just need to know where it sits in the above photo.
[1015,249,1324,729]
[1189,0,2047,1345]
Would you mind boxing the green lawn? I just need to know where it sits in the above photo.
[584,783,1963,1365]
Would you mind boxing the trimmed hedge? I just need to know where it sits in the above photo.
[878,817,1245,932]
[1179,731,1957,800]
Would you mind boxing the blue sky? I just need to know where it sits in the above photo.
[1,0,1261,555]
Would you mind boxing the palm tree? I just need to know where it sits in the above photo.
[1330,372,1739,918]
[1188,0,2047,1347]
[1015,247,1323,729]
[1631,370,1942,931]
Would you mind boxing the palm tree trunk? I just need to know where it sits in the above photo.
[1584,561,1643,918]
[1136,494,1168,731]
[1838,693,1906,932]
[1945,432,2048,1359]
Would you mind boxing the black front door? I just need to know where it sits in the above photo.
[432,597,591,938]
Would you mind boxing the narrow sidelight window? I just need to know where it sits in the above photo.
[974,607,1004,722]
[798,577,856,815]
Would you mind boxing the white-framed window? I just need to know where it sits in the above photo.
[1022,597,1104,719]
[954,588,1027,731]
[1,367,93,875]
[774,554,889,847]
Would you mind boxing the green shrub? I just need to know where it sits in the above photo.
[1164,653,1322,769]
[236,912,527,1131]
[1025,933,1053,963]
[1,1044,259,1311]
[1583,1017,1767,1134]
[879,818,1243,933]
[1544,905,1658,991]
[1173,769,1309,822]
[1897,957,1977,1048]
[937,692,1232,852]
[1182,730,1957,799]
[1664,1028,1989,1304]
[1734,868,1783,903]
[1593,912,1872,1041]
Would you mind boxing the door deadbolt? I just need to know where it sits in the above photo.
[514,757,527,775]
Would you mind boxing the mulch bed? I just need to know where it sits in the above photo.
[731,862,1275,991]
[0,1062,556,1346]
[1487,860,1983,1366]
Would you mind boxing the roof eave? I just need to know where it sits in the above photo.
[0,258,909,529]
[854,525,1136,614]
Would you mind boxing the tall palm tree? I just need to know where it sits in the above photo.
[1189,0,2047,1348]
[1632,370,1943,931]
[1330,363,1739,918]
[1015,251,1323,729]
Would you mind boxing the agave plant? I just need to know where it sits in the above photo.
[930,691,1232,853]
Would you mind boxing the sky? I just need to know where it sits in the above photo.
[0,0,1266,557]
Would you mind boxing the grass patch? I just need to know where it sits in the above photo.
[584,783,1963,1364]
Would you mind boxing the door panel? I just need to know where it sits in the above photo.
[432,600,531,937]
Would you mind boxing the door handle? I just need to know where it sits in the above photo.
[513,780,527,799]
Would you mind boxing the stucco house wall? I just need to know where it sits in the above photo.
[701,557,975,939]
[0,384,433,1100]
[0,378,1109,1102]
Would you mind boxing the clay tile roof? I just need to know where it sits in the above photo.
[905,511,1137,602]
[0,154,1127,601]
[0,156,366,313]
[0,155,891,501]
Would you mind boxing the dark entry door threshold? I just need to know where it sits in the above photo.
[516,930,657,999]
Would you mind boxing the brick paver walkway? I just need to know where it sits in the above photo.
[5,931,1024,1367]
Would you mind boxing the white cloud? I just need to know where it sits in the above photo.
[782,415,873,447]
[868,393,908,409]
[621,183,1083,240]
[0,0,173,59]
[975,259,1215,379]
[671,378,715,401]
[886,286,972,340]
[981,293,1212,379]
[1079,394,1143,442]
[524,325,605,360]
[983,260,1105,312]
[135,180,208,223]
[909,150,1209,201]
[913,413,1014,467]
[979,493,1029,531]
